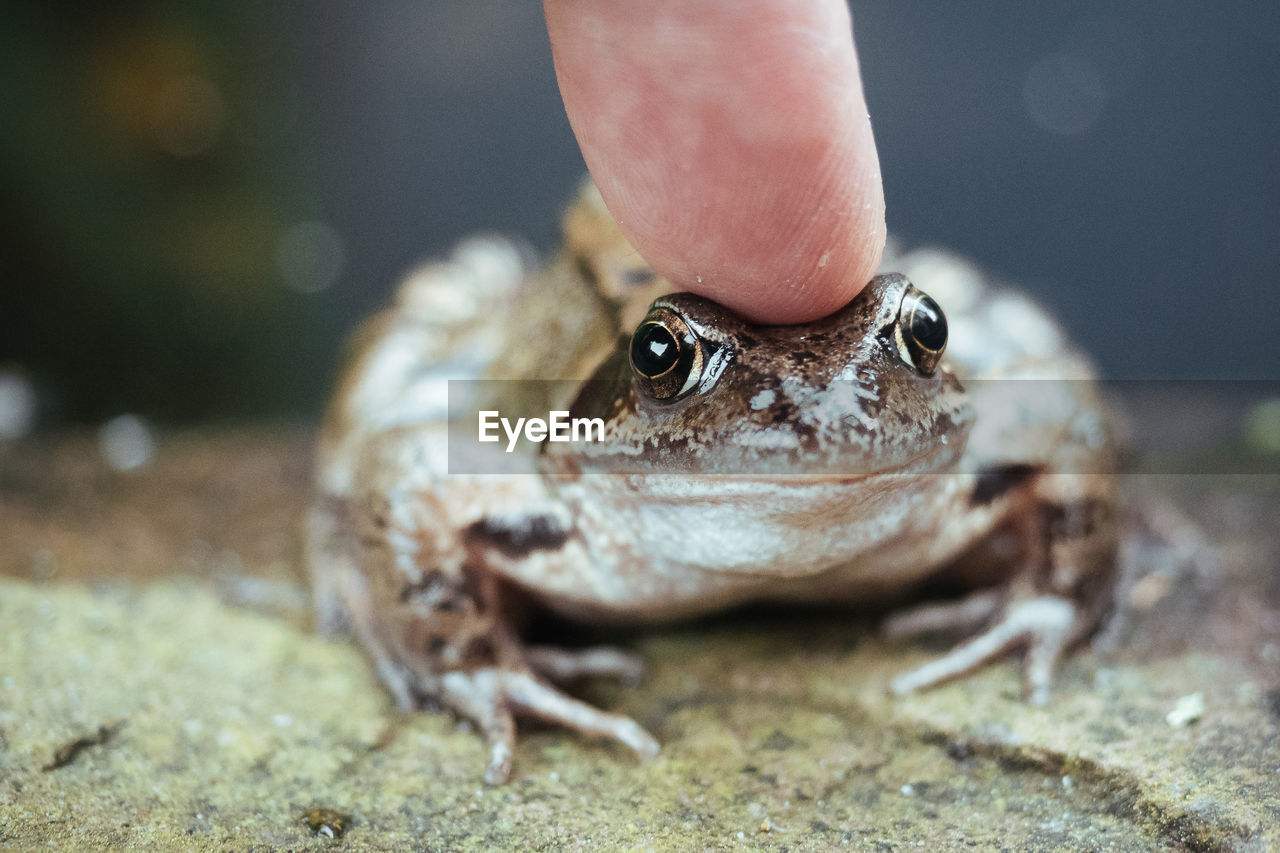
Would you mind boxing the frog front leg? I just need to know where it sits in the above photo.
[887,468,1118,704]
[345,460,658,783]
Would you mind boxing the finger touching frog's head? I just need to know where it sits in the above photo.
[552,274,973,477]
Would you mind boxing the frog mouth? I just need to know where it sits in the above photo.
[744,430,965,480]
[629,439,962,482]
[558,412,967,478]
[742,459,954,483]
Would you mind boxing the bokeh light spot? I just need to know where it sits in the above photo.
[0,368,37,439]
[1022,52,1107,135]
[99,414,156,472]
[276,221,346,294]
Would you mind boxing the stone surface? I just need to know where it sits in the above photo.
[1,430,1278,850]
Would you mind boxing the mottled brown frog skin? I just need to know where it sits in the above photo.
[308,185,1117,784]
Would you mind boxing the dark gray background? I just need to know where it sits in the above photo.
[294,0,1279,386]
[3,1,1277,426]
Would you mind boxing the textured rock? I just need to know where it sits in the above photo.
[1,431,1278,850]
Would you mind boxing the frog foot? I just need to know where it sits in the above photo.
[439,664,659,785]
[885,592,1078,705]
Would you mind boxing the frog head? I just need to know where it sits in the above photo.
[546,274,973,479]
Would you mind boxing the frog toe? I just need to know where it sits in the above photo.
[524,645,645,685]
[882,589,1004,641]
[438,665,658,782]
[440,668,518,783]
[890,595,1077,702]
[502,670,660,761]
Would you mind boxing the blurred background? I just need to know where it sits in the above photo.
[2,0,1277,435]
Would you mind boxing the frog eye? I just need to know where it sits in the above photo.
[895,285,947,375]
[629,308,704,401]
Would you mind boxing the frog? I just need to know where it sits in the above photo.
[307,184,1118,784]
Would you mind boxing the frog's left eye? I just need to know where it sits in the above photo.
[895,286,948,375]
[629,308,704,401]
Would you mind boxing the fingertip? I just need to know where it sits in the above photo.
[545,0,884,324]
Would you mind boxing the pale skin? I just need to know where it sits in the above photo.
[543,0,885,324]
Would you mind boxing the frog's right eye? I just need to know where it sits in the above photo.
[629,308,704,401]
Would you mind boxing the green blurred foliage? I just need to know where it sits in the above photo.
[0,3,330,424]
